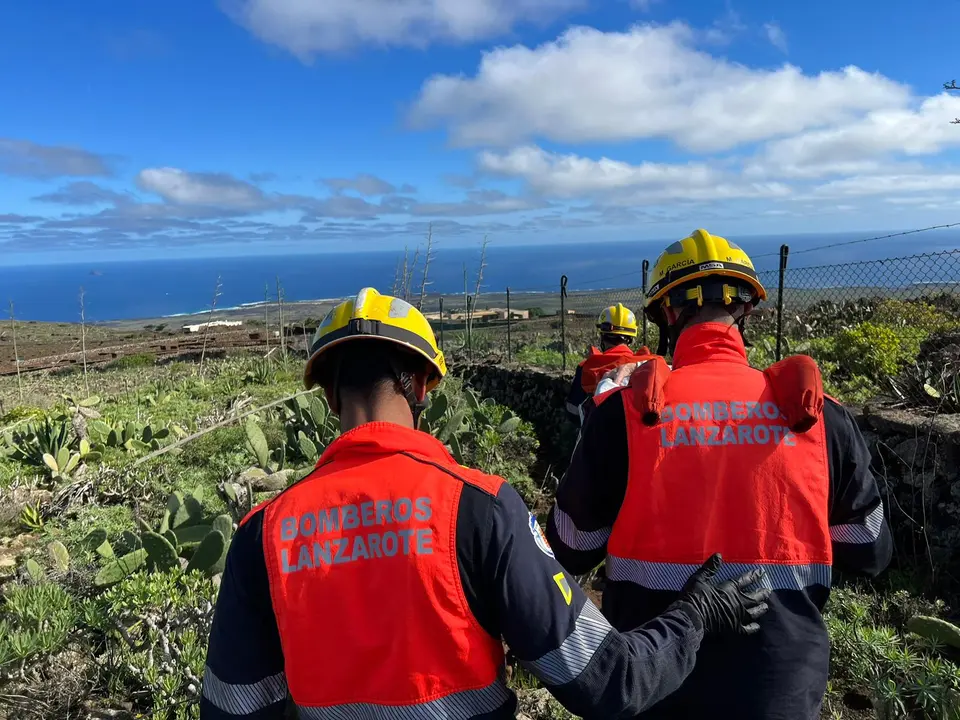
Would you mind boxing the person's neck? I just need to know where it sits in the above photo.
[338,392,414,433]
[684,307,736,328]
[601,341,628,352]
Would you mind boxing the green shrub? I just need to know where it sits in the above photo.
[833,322,918,379]
[0,582,78,669]
[83,569,217,717]
[872,299,957,335]
[515,345,565,369]
[1,405,48,425]
[106,353,157,370]
[826,586,960,718]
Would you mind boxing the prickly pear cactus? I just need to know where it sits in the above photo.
[168,491,195,529]
[174,524,213,547]
[83,528,114,560]
[213,514,234,542]
[245,417,270,470]
[94,549,147,587]
[162,529,179,549]
[907,615,960,650]
[186,530,227,576]
[142,531,180,572]
[298,431,319,464]
[47,540,70,572]
[24,558,45,582]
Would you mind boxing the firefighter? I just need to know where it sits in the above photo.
[546,229,892,720]
[566,302,651,420]
[201,287,771,720]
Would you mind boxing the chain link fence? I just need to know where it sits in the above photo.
[425,248,960,379]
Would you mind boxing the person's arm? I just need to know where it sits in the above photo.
[566,366,587,417]
[824,399,893,577]
[461,481,704,719]
[547,391,628,575]
[200,510,287,720]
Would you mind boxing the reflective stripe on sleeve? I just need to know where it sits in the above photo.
[552,505,611,552]
[606,557,832,591]
[202,666,287,716]
[523,601,612,686]
[830,503,884,545]
[297,676,512,719]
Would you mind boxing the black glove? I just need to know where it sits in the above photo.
[672,553,771,635]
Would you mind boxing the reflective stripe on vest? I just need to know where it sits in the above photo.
[261,423,507,711]
[607,324,832,591]
[578,345,654,394]
[606,557,831,591]
[296,675,513,719]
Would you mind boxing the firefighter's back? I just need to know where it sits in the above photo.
[258,427,509,715]
[606,355,833,720]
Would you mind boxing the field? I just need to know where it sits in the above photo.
[1,292,959,718]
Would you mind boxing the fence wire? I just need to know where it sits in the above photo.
[426,247,960,377]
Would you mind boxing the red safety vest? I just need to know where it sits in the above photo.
[607,323,832,591]
[579,344,655,395]
[255,422,509,715]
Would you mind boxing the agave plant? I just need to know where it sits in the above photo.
[41,438,101,481]
[7,417,73,468]
[244,357,275,385]
[890,361,960,413]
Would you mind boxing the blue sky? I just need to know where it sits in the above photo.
[3,0,960,265]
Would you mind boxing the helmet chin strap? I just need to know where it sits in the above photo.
[388,357,427,428]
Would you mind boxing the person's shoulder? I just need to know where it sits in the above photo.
[404,449,507,498]
[822,394,856,426]
[591,384,627,419]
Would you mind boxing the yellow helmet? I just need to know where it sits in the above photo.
[644,228,766,318]
[304,288,446,391]
[597,303,638,338]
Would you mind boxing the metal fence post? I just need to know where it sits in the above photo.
[560,275,568,372]
[467,295,473,361]
[641,259,650,348]
[438,297,444,351]
[775,244,790,362]
[506,287,512,364]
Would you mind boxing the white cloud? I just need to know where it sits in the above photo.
[478,145,791,203]
[411,23,909,151]
[479,145,717,196]
[701,7,746,45]
[747,93,960,178]
[322,173,399,196]
[224,0,582,57]
[763,21,787,53]
[136,168,269,209]
[0,138,113,179]
[814,173,960,197]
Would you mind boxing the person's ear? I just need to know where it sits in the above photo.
[413,372,429,403]
[664,306,679,325]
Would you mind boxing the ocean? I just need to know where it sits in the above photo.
[4,230,960,323]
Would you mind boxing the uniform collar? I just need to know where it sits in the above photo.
[318,421,455,466]
[592,344,635,356]
[671,322,748,370]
